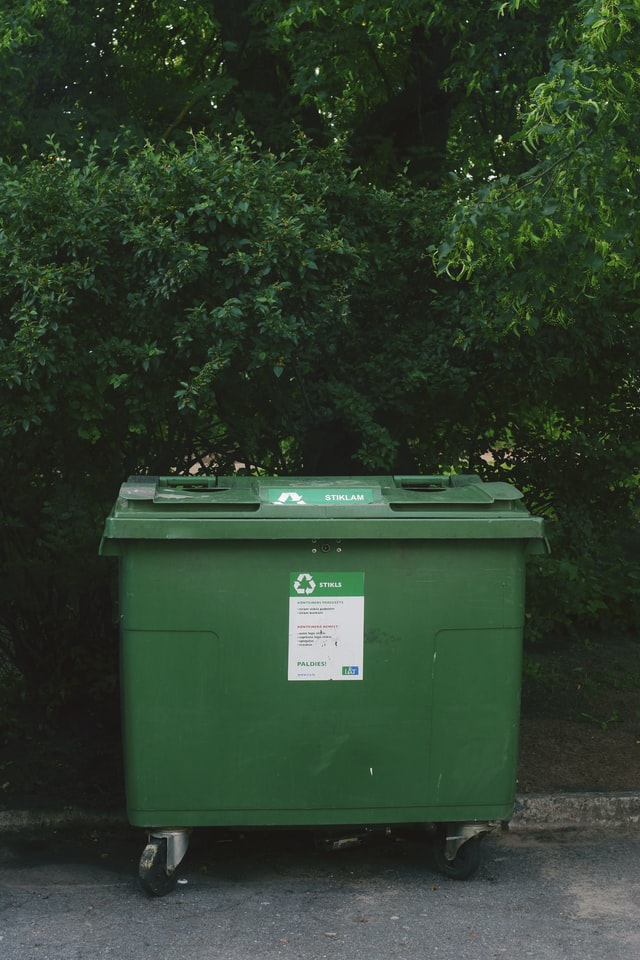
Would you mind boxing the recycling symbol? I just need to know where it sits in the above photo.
[294,572,316,595]
[277,491,306,505]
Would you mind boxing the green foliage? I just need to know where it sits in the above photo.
[0,0,221,156]
[433,0,640,639]
[437,0,640,314]
[0,0,569,186]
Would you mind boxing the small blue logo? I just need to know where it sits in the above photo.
[341,666,359,676]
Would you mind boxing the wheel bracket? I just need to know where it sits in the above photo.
[147,828,191,873]
[444,821,490,862]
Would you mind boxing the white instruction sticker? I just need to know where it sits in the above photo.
[288,572,365,681]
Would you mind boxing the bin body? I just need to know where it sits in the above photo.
[101,475,545,829]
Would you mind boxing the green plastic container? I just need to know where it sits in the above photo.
[101,474,546,889]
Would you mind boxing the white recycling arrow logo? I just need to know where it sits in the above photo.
[294,572,316,595]
[277,491,306,504]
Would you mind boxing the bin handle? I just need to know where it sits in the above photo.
[158,477,229,493]
[393,475,452,491]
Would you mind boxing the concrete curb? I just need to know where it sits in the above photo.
[1,793,640,833]
[510,791,640,830]
[0,808,128,831]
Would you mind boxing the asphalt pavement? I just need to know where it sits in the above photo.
[1,816,640,959]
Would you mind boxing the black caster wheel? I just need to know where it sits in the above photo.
[139,837,179,896]
[435,834,482,880]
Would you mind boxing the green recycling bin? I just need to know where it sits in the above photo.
[100,474,546,893]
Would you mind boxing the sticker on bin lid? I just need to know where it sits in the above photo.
[267,488,375,505]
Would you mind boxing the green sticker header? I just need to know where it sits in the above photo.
[290,572,364,598]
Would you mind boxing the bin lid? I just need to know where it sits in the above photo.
[100,474,547,546]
